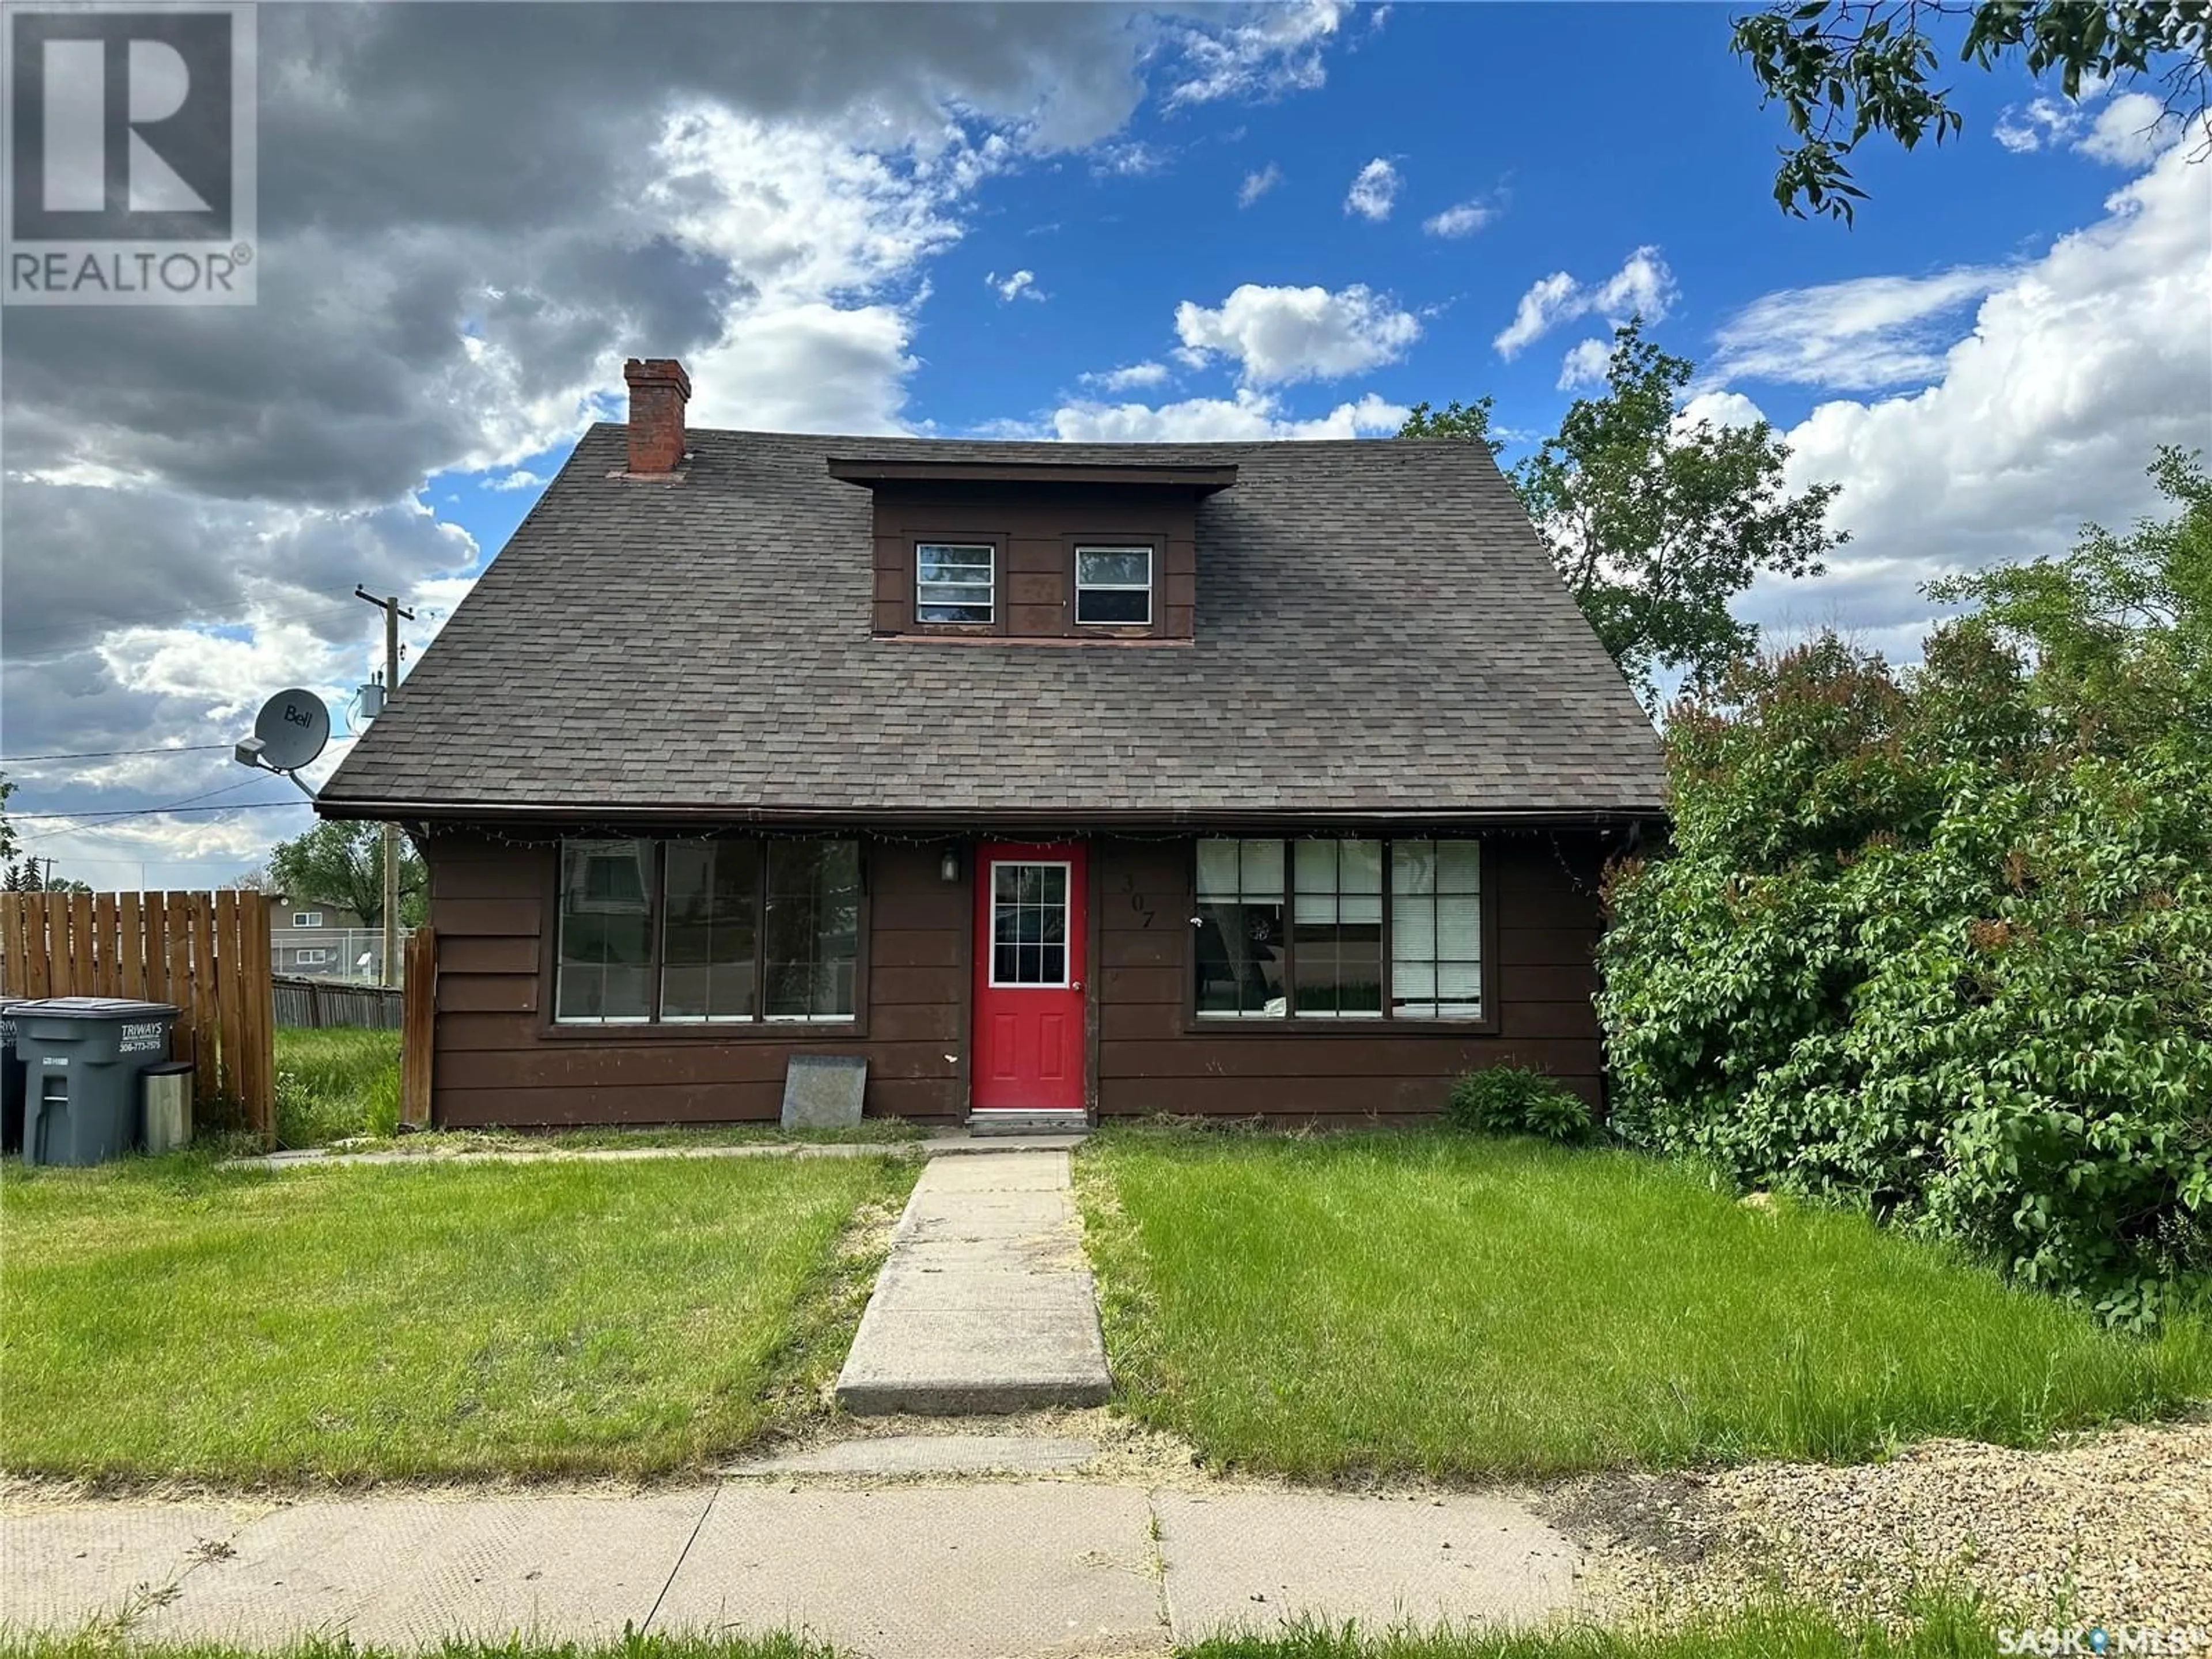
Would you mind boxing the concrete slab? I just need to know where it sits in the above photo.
[139,1489,713,1648]
[835,1152,1112,1415]
[921,1152,1074,1192]
[1154,1489,1581,1643]
[654,1481,1162,1659]
[0,1504,253,1630]
[722,1435,1098,1478]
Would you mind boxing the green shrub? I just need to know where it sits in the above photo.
[1445,1065,1596,1144]
[1598,452,2212,1324]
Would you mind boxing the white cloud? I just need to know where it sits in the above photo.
[1993,95,2080,153]
[1344,157,1400,221]
[1735,140,2212,654]
[1047,387,1408,441]
[988,268,1043,302]
[1090,140,1169,177]
[1174,282,1420,385]
[487,469,545,491]
[1165,0,1352,107]
[1711,267,2012,391]
[1494,245,1676,358]
[1556,338,1612,391]
[1678,389,1766,432]
[1993,80,2182,167]
[2077,90,2177,166]
[1422,198,1497,238]
[1084,361,1173,392]
[1238,162,1283,207]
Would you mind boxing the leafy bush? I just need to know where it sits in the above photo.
[1599,452,2212,1325]
[1446,1065,1597,1144]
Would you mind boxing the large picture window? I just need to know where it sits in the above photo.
[557,838,861,1025]
[1194,838,1482,1022]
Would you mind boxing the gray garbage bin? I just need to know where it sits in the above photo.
[14,998,181,1166]
[1,997,25,1154]
[141,1061,194,1155]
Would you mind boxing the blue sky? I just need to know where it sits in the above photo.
[5,1,2206,887]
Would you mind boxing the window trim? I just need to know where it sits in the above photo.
[914,539,999,628]
[539,836,872,1040]
[1183,836,1499,1035]
[1073,544,1153,628]
[291,911,322,928]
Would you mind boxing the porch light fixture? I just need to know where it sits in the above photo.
[939,847,960,884]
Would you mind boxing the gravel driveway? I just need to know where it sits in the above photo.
[1554,1416,2212,1631]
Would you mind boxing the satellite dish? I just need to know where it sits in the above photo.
[252,689,331,772]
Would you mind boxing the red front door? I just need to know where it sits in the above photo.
[972,841,1088,1112]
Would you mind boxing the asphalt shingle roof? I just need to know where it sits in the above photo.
[319,424,1666,821]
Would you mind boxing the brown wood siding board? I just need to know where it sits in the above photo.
[438,1037,956,1093]
[437,935,541,976]
[1096,1074,1596,1115]
[438,974,540,1014]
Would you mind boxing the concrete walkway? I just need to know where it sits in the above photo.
[1,1476,1584,1656]
[237,1131,1086,1172]
[835,1149,1112,1414]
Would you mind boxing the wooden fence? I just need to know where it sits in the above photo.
[0,891,275,1141]
[273,975,404,1031]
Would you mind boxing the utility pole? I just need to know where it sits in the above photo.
[354,586,415,988]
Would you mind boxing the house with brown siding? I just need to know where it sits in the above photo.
[315,358,1666,1130]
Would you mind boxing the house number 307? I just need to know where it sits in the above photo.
[1122,873,1154,929]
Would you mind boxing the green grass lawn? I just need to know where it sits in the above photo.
[273,1027,402,1145]
[0,1151,915,1483]
[1078,1128,2212,1478]
[0,1601,2003,1659]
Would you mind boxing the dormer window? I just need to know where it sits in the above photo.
[834,453,1233,642]
[916,543,995,624]
[1075,547,1152,626]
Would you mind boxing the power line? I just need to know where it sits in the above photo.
[9,798,303,824]
[1,743,230,763]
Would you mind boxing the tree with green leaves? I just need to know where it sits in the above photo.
[1396,395,1503,453]
[267,820,427,929]
[1405,320,1847,705]
[1925,445,2212,749]
[1735,1,2210,222]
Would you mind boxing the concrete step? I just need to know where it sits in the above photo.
[966,1111,1091,1137]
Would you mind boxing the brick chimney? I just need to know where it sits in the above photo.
[622,357,691,474]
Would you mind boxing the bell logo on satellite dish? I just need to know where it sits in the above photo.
[232,688,331,796]
[253,689,330,771]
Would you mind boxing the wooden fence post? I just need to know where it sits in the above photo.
[402,926,437,1129]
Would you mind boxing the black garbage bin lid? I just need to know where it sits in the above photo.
[14,997,182,1019]
[141,1060,194,1075]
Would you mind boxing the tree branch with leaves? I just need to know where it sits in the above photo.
[1735,0,2211,222]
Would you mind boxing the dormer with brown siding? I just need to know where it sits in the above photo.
[830,457,1233,643]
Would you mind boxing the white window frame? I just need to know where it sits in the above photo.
[294,948,328,968]
[291,911,322,928]
[915,541,996,625]
[1074,545,1153,627]
[987,859,1074,990]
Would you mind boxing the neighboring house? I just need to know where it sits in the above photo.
[268,906,397,980]
[317,358,1665,1130]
